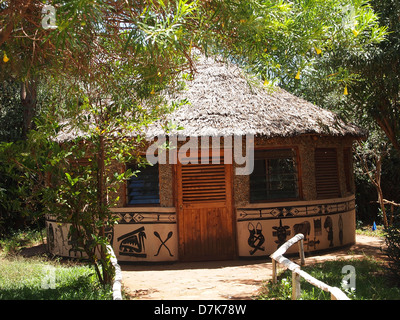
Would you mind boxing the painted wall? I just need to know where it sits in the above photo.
[236,195,356,257]
[46,207,178,262]
[46,217,86,258]
[111,208,177,262]
[46,195,355,261]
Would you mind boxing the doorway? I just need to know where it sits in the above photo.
[176,151,235,261]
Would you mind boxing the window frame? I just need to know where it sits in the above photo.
[249,146,302,203]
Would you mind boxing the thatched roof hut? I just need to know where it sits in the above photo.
[47,53,362,263]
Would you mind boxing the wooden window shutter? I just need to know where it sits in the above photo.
[181,163,226,203]
[314,148,340,199]
[343,147,352,193]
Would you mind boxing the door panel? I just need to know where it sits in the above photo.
[177,152,235,261]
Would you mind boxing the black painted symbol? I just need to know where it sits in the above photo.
[118,227,147,257]
[272,219,291,248]
[154,231,174,257]
[68,225,84,258]
[314,218,322,236]
[324,216,334,247]
[248,222,265,255]
[338,215,343,245]
[306,238,320,250]
[293,221,311,241]
[105,226,114,246]
[47,223,54,252]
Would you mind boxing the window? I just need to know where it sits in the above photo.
[250,149,299,202]
[314,148,340,199]
[127,163,160,205]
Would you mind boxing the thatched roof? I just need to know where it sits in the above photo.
[145,54,365,139]
[55,54,365,143]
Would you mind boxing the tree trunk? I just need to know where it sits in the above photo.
[375,115,400,152]
[97,134,112,285]
[377,187,388,228]
[375,157,388,227]
[97,135,106,211]
[20,79,37,138]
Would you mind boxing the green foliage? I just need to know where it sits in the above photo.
[0,133,58,237]
[1,1,386,84]
[208,0,386,85]
[280,0,400,225]
[384,216,400,283]
[0,228,44,256]
[0,80,23,141]
[381,149,400,205]
[289,0,400,151]
[356,223,385,237]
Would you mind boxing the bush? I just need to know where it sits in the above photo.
[384,217,400,283]
[0,228,44,256]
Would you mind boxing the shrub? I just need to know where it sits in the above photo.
[384,217,400,283]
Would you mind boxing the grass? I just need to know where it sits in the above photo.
[258,256,400,300]
[0,255,113,300]
[356,223,386,238]
[258,223,400,300]
[0,229,113,300]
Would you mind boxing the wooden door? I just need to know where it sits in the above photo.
[176,151,235,261]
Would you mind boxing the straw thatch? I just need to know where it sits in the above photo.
[145,54,365,139]
[55,53,365,142]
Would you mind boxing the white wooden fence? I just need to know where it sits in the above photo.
[106,245,123,300]
[270,233,350,300]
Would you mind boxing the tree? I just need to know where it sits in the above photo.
[280,0,400,226]
[346,0,400,151]
[285,0,399,152]
[355,128,390,226]
[213,0,386,86]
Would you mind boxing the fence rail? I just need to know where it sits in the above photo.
[270,233,350,300]
[106,245,122,300]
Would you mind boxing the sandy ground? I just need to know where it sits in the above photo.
[120,234,386,300]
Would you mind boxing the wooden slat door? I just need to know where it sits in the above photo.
[177,151,235,261]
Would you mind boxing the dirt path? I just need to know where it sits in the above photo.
[120,234,386,300]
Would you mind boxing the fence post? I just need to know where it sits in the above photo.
[270,234,350,300]
[298,238,305,266]
[272,259,277,284]
[292,271,301,300]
